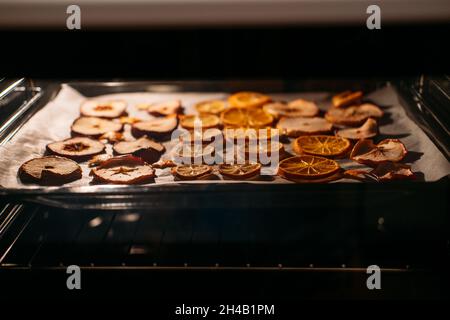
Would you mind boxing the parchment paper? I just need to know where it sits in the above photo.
[0,84,448,189]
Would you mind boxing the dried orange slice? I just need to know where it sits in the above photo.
[278,155,340,180]
[219,163,262,180]
[224,127,279,142]
[172,164,212,180]
[195,100,227,115]
[221,107,273,128]
[180,114,220,130]
[293,135,351,157]
[228,91,270,108]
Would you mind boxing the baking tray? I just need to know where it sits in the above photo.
[0,79,448,210]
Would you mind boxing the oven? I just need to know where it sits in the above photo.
[0,0,449,313]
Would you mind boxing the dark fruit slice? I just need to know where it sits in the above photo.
[91,155,155,184]
[147,100,182,116]
[172,164,213,180]
[219,163,262,180]
[47,137,105,161]
[350,139,407,166]
[264,99,319,118]
[131,115,178,141]
[336,118,378,140]
[332,91,363,108]
[88,154,112,167]
[113,136,165,164]
[371,162,414,181]
[325,104,383,126]
[99,131,125,143]
[152,159,177,169]
[80,100,127,118]
[276,117,332,137]
[19,156,82,185]
[71,117,123,138]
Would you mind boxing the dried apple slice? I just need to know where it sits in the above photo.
[113,136,165,164]
[242,141,284,162]
[180,128,223,145]
[71,117,123,138]
[80,100,127,118]
[99,131,125,143]
[276,117,332,137]
[228,91,271,108]
[47,137,105,161]
[88,154,112,167]
[19,156,82,185]
[336,118,378,140]
[152,159,177,169]
[325,103,383,126]
[131,115,178,140]
[120,117,142,125]
[371,162,414,181]
[91,155,155,184]
[174,144,215,164]
[350,139,407,166]
[332,91,363,108]
[219,163,262,179]
[344,163,414,182]
[147,100,182,116]
[172,164,212,180]
[264,99,319,118]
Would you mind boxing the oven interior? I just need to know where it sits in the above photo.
[0,77,449,299]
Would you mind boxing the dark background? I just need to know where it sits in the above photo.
[1,24,449,78]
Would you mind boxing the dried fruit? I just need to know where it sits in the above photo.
[91,155,155,184]
[278,155,340,181]
[224,127,279,142]
[113,136,165,164]
[180,114,220,130]
[371,162,414,181]
[228,91,270,108]
[332,91,363,108]
[195,100,227,115]
[344,163,414,182]
[152,159,177,169]
[242,141,284,162]
[120,117,142,124]
[221,107,273,128]
[80,100,127,118]
[263,99,319,118]
[180,128,223,145]
[99,131,125,143]
[325,103,383,126]
[47,137,105,161]
[19,156,82,185]
[71,117,123,138]
[131,115,178,140]
[147,100,182,116]
[293,135,351,157]
[350,139,407,166]
[174,144,215,164]
[276,117,332,137]
[172,164,212,180]
[219,163,262,179]
[336,118,378,140]
[88,154,112,167]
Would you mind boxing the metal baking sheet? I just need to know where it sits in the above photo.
[0,83,449,191]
